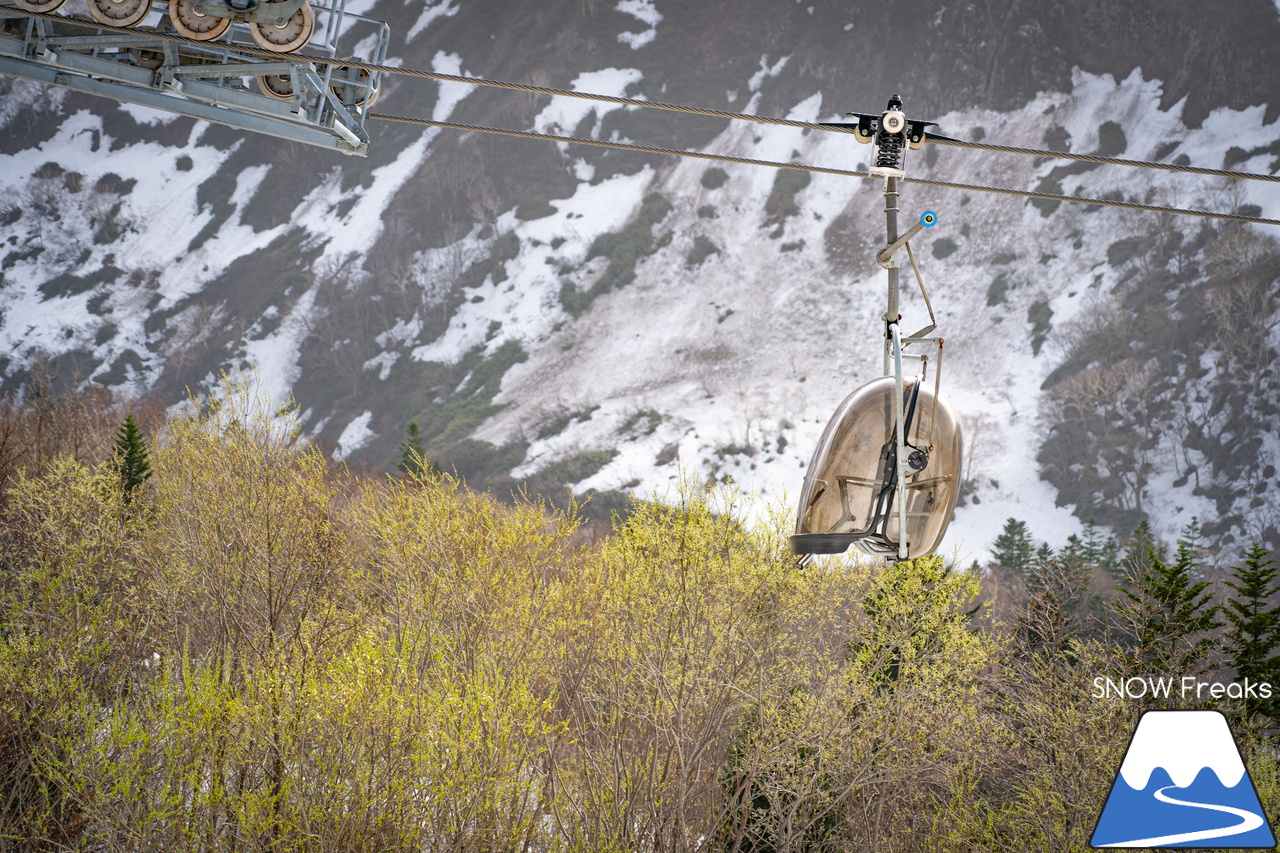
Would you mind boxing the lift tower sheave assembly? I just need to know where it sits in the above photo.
[0,0,388,155]
[791,96,964,562]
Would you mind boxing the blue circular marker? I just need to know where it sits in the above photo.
[921,210,937,227]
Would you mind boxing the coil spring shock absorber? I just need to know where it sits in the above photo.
[871,102,908,177]
[876,133,904,171]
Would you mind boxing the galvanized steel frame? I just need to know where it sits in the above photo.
[0,1,388,155]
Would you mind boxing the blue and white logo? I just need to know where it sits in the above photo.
[1091,710,1276,848]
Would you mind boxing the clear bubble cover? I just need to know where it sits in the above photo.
[791,375,963,558]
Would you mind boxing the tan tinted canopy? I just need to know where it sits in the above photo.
[791,375,963,559]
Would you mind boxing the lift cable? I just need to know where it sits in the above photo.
[6,5,1280,188]
[919,135,1280,183]
[370,114,1280,227]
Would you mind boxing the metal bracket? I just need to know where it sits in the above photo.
[904,241,937,339]
[890,322,910,560]
[877,210,938,267]
[182,0,307,25]
[0,4,386,155]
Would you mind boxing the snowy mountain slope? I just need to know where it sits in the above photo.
[460,67,1280,556]
[1,0,1279,560]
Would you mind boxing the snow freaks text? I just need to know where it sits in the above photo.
[1093,677,1274,701]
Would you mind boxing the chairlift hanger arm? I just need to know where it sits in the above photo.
[878,210,937,266]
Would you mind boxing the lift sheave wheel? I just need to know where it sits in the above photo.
[330,66,378,106]
[249,0,314,53]
[170,1,232,41]
[13,0,68,12]
[255,72,294,100]
[791,375,963,559]
[87,0,153,27]
[0,0,383,155]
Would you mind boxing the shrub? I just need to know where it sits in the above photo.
[987,272,1011,306]
[701,167,729,189]
[686,234,721,268]
[1027,299,1054,355]
[0,457,147,841]
[6,384,1280,851]
[1031,176,1064,217]
[763,169,811,226]
[562,193,673,316]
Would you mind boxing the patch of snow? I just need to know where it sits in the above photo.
[1141,459,1218,545]
[229,164,271,207]
[175,169,291,300]
[377,314,423,348]
[0,109,241,381]
[413,167,656,365]
[347,32,385,62]
[407,0,459,41]
[304,412,332,441]
[534,68,644,136]
[432,51,474,122]
[946,379,1084,566]
[333,411,376,460]
[298,134,433,265]
[118,103,179,125]
[0,78,66,128]
[240,285,321,406]
[748,55,789,92]
[786,92,822,123]
[616,0,662,49]
[363,351,400,381]
[200,370,304,444]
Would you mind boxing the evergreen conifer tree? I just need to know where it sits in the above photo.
[1223,542,1280,719]
[1030,542,1055,583]
[1177,517,1209,580]
[1060,533,1085,570]
[1124,519,1161,579]
[1114,539,1221,675]
[1082,521,1101,563]
[395,421,433,478]
[992,518,1035,576]
[112,413,151,504]
[1080,519,1122,580]
[1179,516,1205,553]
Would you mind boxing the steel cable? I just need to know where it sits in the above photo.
[370,114,1280,227]
[924,135,1280,183]
[5,4,1280,187]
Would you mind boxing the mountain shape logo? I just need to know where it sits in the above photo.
[1091,710,1276,848]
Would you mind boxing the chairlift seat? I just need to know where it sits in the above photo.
[791,375,963,559]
